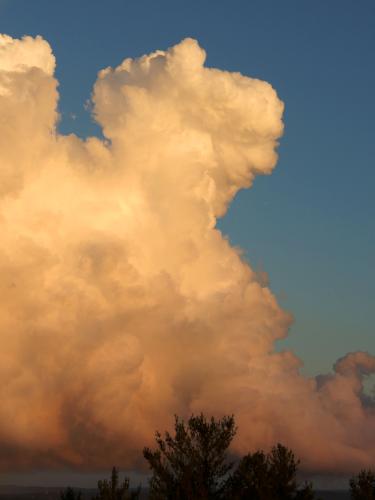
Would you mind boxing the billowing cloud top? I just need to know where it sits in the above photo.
[0,34,374,474]
[0,34,54,74]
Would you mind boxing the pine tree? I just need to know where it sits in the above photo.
[60,487,82,500]
[93,467,140,500]
[229,443,316,500]
[143,413,236,500]
[350,470,375,500]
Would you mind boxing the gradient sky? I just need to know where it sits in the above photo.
[0,0,374,488]
[3,0,370,376]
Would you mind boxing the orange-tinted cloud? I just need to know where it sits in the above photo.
[0,35,374,474]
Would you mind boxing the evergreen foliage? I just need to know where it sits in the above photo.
[60,487,82,500]
[229,443,315,499]
[143,413,317,499]
[93,467,140,500]
[143,413,236,499]
[350,470,375,500]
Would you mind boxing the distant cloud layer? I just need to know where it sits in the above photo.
[0,34,374,474]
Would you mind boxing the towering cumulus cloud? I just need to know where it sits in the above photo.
[0,34,374,474]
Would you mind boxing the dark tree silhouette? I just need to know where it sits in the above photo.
[229,443,316,500]
[143,413,236,499]
[229,449,270,499]
[60,487,82,500]
[350,470,375,500]
[93,467,141,500]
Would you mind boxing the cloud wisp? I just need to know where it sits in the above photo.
[0,34,374,474]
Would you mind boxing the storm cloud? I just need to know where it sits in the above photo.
[0,34,374,474]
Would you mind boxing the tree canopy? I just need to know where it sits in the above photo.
[350,470,375,500]
[143,413,236,499]
[60,487,82,500]
[143,413,316,500]
[229,443,315,499]
[93,467,140,500]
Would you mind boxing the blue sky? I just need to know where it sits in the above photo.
[1,0,374,378]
